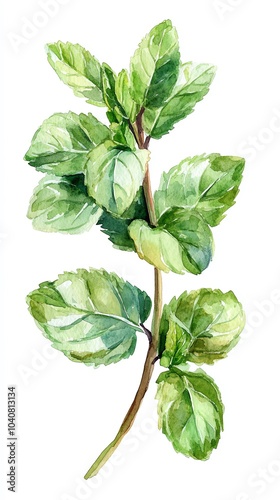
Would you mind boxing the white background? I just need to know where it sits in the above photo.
[1,1,280,499]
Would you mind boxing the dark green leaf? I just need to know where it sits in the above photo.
[156,367,224,460]
[27,174,102,234]
[159,289,245,367]
[46,42,104,105]
[24,112,111,175]
[155,154,245,226]
[85,142,149,216]
[144,62,216,138]
[27,269,152,367]
[130,20,180,109]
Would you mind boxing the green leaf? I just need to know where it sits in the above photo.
[24,112,111,176]
[27,174,102,234]
[27,269,152,367]
[128,220,186,274]
[110,121,136,150]
[159,289,245,367]
[130,20,180,109]
[102,63,123,120]
[128,208,213,275]
[115,69,139,122]
[156,367,224,460]
[158,208,213,274]
[46,42,104,106]
[85,142,149,216]
[144,62,216,139]
[98,188,148,251]
[155,154,245,226]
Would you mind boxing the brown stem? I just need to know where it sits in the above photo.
[84,341,157,479]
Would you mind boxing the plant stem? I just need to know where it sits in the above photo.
[84,109,163,480]
[143,166,157,226]
[84,341,157,479]
[152,268,163,348]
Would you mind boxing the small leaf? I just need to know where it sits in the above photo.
[102,63,123,120]
[155,154,245,226]
[85,142,149,216]
[130,20,180,109]
[144,62,216,139]
[115,69,139,122]
[27,269,152,367]
[24,112,111,176]
[159,289,245,367]
[28,174,102,234]
[128,208,213,275]
[46,42,104,105]
[156,367,224,460]
[98,188,148,251]
[110,121,136,150]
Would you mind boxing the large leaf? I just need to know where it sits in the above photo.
[27,269,152,367]
[144,62,216,139]
[28,174,102,234]
[24,112,111,176]
[156,367,224,460]
[128,208,213,275]
[155,154,245,226]
[85,142,149,216]
[98,188,148,251]
[130,20,180,109]
[46,42,104,105]
[159,289,245,367]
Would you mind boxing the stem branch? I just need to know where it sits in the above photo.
[140,323,152,343]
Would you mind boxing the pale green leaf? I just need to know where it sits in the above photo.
[46,42,104,105]
[27,269,152,367]
[155,154,245,226]
[28,174,102,234]
[159,289,245,367]
[24,112,111,175]
[128,220,186,274]
[144,62,216,138]
[156,367,224,460]
[128,208,213,275]
[130,20,180,109]
[85,142,149,216]
[102,63,123,119]
[158,208,214,275]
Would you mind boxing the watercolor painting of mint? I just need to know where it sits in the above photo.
[24,20,246,479]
